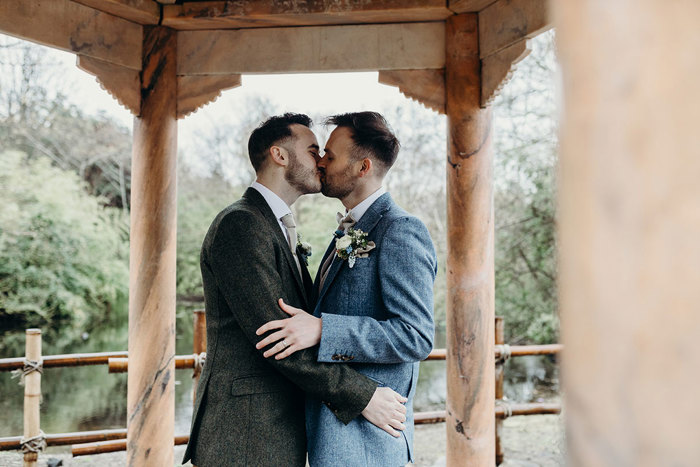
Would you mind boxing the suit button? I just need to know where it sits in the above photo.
[332,354,340,361]
[348,356,354,361]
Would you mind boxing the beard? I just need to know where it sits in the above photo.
[285,148,321,194]
[320,163,357,199]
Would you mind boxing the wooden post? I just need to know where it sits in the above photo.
[494,317,504,465]
[127,25,177,467]
[23,329,42,467]
[554,0,700,465]
[192,309,206,404]
[445,13,495,466]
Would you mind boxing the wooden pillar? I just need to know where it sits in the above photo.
[554,0,700,465]
[494,317,504,465]
[445,13,495,466]
[127,26,177,467]
[23,329,42,467]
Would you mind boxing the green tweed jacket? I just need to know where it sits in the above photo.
[183,188,377,467]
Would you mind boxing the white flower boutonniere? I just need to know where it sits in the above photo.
[296,233,312,265]
[335,228,376,268]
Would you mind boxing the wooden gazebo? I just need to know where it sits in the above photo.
[3,0,700,465]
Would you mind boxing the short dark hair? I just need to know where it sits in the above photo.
[325,111,400,173]
[248,113,313,172]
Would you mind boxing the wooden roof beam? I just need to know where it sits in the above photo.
[178,22,446,75]
[479,0,551,59]
[163,0,451,30]
[71,0,160,25]
[0,0,142,70]
[449,0,499,13]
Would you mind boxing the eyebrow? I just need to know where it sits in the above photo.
[308,144,320,151]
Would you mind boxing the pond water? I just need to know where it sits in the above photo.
[0,312,559,437]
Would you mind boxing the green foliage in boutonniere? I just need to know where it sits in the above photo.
[335,228,376,268]
[296,233,312,265]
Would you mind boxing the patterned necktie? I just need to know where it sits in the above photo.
[319,212,356,290]
[280,213,302,276]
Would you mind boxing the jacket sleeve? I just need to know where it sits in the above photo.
[208,210,376,424]
[317,216,437,363]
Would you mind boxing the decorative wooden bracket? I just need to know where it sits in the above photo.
[77,55,141,116]
[480,39,531,107]
[378,69,445,114]
[176,75,242,119]
[76,55,241,119]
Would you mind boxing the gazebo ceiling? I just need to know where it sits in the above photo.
[1,0,550,114]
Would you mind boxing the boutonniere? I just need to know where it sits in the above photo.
[296,233,312,265]
[335,228,376,268]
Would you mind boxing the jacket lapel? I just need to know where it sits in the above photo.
[314,193,393,309]
[243,188,308,308]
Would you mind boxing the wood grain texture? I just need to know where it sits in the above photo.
[0,0,142,70]
[127,25,178,467]
[177,75,241,119]
[481,39,530,107]
[71,0,160,25]
[163,0,451,29]
[445,13,495,466]
[449,0,498,13]
[479,0,550,59]
[76,55,141,116]
[555,0,700,465]
[378,69,445,114]
[178,22,445,75]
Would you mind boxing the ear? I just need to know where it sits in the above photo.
[269,145,289,167]
[358,157,373,177]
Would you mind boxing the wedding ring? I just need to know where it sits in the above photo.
[282,340,290,349]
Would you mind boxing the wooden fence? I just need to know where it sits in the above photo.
[0,311,561,464]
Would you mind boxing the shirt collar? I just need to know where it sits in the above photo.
[348,187,386,222]
[251,181,292,221]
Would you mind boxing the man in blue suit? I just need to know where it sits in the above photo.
[256,112,437,466]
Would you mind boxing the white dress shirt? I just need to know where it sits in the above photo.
[251,181,293,241]
[345,187,386,229]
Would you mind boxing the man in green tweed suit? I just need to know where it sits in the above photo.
[183,114,407,466]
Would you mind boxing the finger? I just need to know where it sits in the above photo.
[274,345,298,360]
[255,330,286,350]
[395,403,407,415]
[382,425,400,438]
[256,319,286,336]
[278,298,300,316]
[388,419,406,431]
[395,412,407,423]
[263,340,289,358]
[394,393,408,403]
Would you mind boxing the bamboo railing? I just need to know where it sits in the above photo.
[0,312,562,464]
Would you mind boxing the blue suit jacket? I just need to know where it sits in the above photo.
[306,193,437,466]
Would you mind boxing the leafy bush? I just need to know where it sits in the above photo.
[0,151,129,352]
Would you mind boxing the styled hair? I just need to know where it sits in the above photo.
[325,111,400,173]
[248,113,313,172]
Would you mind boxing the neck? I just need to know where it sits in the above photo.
[340,179,382,211]
[255,172,300,207]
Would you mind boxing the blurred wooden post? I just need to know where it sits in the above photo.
[23,329,42,467]
[445,13,495,466]
[554,0,700,465]
[127,25,178,467]
[192,309,206,404]
[495,317,505,465]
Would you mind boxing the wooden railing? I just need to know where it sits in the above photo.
[0,312,561,463]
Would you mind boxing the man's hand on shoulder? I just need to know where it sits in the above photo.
[255,299,322,359]
[361,387,408,437]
